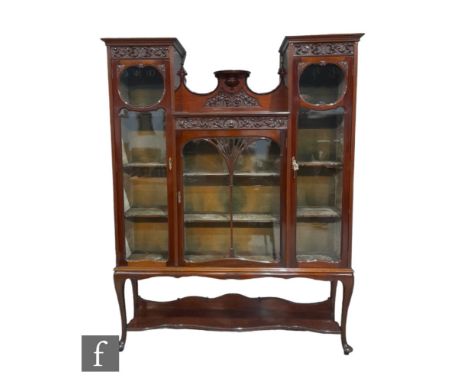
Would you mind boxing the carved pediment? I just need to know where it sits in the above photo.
[205,90,259,107]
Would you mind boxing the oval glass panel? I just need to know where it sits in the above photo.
[119,66,164,107]
[299,63,345,105]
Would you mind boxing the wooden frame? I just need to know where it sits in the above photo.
[103,34,364,354]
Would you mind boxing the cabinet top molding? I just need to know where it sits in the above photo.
[101,34,364,61]
[279,33,364,54]
[101,37,186,58]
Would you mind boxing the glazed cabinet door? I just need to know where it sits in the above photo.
[177,130,286,266]
[292,58,353,266]
[111,61,174,266]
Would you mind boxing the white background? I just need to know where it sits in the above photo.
[1,0,468,380]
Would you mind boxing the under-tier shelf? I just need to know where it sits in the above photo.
[124,207,168,219]
[128,293,340,333]
[185,213,279,224]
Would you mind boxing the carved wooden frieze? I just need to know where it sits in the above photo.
[111,46,169,59]
[294,42,354,56]
[176,116,288,129]
[205,91,259,107]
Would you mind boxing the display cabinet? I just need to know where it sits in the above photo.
[102,33,363,354]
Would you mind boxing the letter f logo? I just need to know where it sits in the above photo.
[94,340,108,367]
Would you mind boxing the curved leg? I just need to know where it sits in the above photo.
[131,279,139,313]
[340,276,354,355]
[114,274,127,352]
[330,280,338,321]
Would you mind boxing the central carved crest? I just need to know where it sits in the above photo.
[205,90,259,107]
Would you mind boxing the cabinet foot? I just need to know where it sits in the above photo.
[342,343,353,355]
[119,340,126,352]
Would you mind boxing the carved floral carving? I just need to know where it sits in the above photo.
[205,91,259,107]
[294,42,354,56]
[176,116,288,129]
[111,46,169,59]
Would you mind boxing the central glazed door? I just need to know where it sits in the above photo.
[176,129,286,266]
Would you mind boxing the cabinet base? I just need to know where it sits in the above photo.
[114,273,354,354]
[128,293,340,333]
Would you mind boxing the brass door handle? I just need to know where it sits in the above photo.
[292,157,299,177]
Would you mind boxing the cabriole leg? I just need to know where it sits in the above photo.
[131,279,139,313]
[330,280,338,321]
[114,274,127,352]
[340,276,354,355]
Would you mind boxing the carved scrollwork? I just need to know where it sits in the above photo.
[176,116,288,130]
[294,42,354,56]
[157,64,166,75]
[205,91,259,107]
[111,46,169,59]
[205,137,257,165]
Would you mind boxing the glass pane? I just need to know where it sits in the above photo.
[296,108,343,262]
[297,108,344,163]
[121,109,166,164]
[233,139,281,261]
[119,65,164,107]
[296,222,340,262]
[183,140,230,262]
[183,137,282,263]
[300,63,345,105]
[121,109,168,262]
[125,220,168,261]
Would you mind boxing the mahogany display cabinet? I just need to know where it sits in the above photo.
[102,33,364,354]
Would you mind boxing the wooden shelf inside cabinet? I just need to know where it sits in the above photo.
[123,163,167,177]
[127,252,167,261]
[184,172,280,186]
[298,161,342,169]
[124,162,167,168]
[184,171,280,177]
[296,253,340,263]
[297,207,341,220]
[185,213,279,224]
[184,253,276,263]
[104,34,363,355]
[124,208,168,219]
